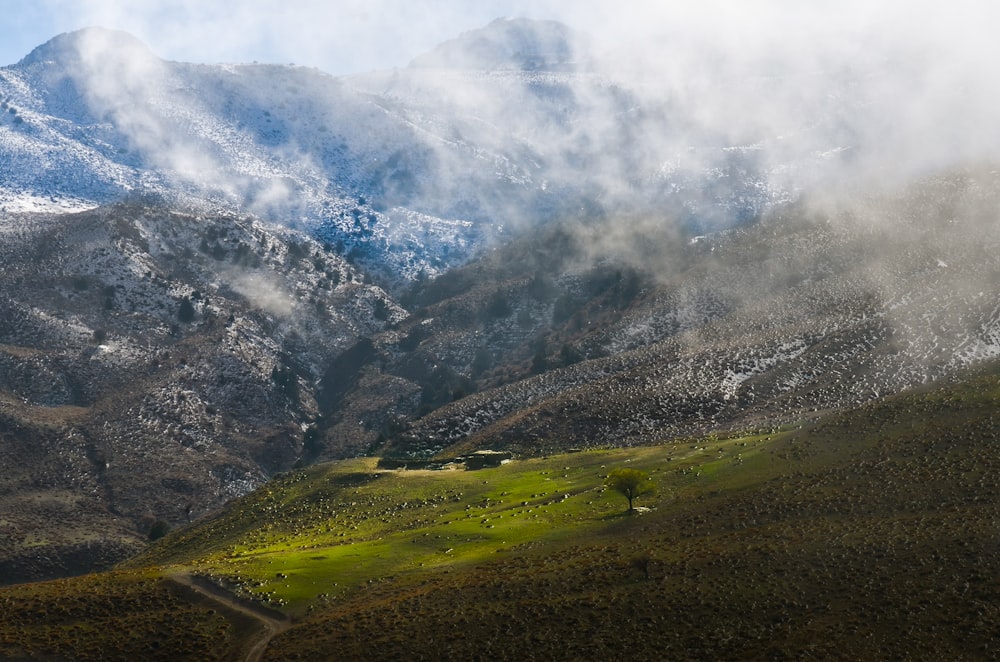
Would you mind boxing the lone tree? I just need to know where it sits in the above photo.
[148,519,171,541]
[605,468,655,511]
[177,296,196,323]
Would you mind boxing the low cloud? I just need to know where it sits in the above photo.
[225,269,296,318]
[35,2,1000,247]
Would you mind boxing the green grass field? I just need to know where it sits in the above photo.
[139,437,769,614]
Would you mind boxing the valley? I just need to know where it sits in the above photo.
[1,167,998,589]
[1,14,999,660]
[1,359,998,659]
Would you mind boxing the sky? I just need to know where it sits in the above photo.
[0,0,573,73]
[0,1,994,76]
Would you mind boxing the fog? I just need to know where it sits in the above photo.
[27,1,1000,258]
[587,2,1000,197]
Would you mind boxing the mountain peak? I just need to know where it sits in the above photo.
[409,17,584,72]
[18,27,156,67]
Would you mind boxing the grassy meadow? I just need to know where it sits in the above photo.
[133,437,761,614]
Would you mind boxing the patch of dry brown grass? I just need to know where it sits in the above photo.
[0,570,259,661]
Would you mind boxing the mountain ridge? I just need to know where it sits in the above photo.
[0,199,405,582]
[1,21,855,284]
[1,22,998,587]
[408,17,584,71]
[361,168,1000,460]
[17,26,156,68]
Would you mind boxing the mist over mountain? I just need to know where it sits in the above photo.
[0,18,891,282]
[409,17,582,71]
[1,17,998,586]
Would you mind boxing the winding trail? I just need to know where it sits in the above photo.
[167,571,291,662]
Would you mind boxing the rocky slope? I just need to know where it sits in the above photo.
[317,168,1000,459]
[2,166,997,582]
[0,201,399,581]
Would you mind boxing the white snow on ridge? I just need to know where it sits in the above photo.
[0,25,875,279]
[0,188,98,215]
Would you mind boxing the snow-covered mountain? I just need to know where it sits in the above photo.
[409,17,582,71]
[1,27,488,283]
[0,20,858,284]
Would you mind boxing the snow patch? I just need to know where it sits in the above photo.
[719,339,809,401]
[0,189,98,214]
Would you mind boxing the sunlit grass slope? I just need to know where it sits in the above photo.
[131,437,763,613]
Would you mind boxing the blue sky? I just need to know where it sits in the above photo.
[0,1,581,73]
[0,1,994,77]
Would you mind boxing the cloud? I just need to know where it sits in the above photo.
[225,268,296,318]
[32,1,1000,229]
[630,3,1000,196]
[49,27,229,199]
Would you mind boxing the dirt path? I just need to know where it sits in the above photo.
[167,572,291,662]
